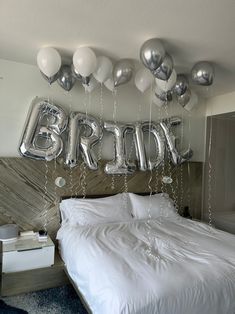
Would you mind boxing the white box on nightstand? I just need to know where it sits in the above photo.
[1,235,55,273]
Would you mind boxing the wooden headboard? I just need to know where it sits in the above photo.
[60,192,154,201]
[0,158,203,241]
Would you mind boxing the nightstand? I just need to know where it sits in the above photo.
[0,235,69,296]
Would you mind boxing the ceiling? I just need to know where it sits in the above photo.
[1,0,235,97]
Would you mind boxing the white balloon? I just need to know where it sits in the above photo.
[93,56,113,83]
[135,68,154,93]
[155,69,177,92]
[184,90,198,111]
[37,47,61,77]
[73,47,97,77]
[82,76,98,93]
[104,78,115,92]
[55,177,66,188]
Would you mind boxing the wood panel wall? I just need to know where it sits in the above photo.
[0,158,202,241]
[203,116,235,215]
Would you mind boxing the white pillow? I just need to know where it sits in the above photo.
[60,193,132,226]
[128,193,178,219]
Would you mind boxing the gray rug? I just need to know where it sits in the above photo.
[2,285,88,314]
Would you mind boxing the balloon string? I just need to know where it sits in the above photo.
[68,91,74,197]
[42,98,52,232]
[111,89,117,190]
[43,154,49,232]
[178,106,184,212]
[145,83,158,260]
[122,172,129,212]
[98,83,104,161]
[207,86,213,229]
[187,111,192,214]
[79,162,87,199]
[154,167,160,194]
[53,157,58,206]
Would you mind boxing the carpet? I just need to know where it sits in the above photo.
[0,299,28,313]
[2,285,88,314]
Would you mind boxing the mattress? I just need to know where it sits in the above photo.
[57,216,235,314]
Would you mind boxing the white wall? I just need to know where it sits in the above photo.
[206,90,235,116]
[0,58,206,161]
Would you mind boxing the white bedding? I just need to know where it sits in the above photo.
[57,216,235,314]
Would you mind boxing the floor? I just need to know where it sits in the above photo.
[2,285,88,314]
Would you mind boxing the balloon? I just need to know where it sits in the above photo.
[162,176,173,184]
[140,38,165,71]
[134,122,165,171]
[191,61,214,86]
[174,74,189,96]
[37,47,61,83]
[57,65,76,91]
[93,56,113,83]
[178,89,191,107]
[152,53,173,81]
[82,76,98,93]
[55,177,66,188]
[155,69,177,92]
[160,121,193,165]
[73,47,97,77]
[104,78,115,92]
[40,71,60,84]
[19,98,68,161]
[134,68,154,93]
[113,59,133,87]
[104,122,136,175]
[65,112,102,169]
[183,90,198,111]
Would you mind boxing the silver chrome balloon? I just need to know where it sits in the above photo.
[160,121,193,165]
[174,74,189,96]
[65,112,102,170]
[57,65,76,91]
[191,61,214,86]
[178,89,191,107]
[104,122,136,175]
[19,98,68,161]
[140,38,165,71]
[113,59,133,87]
[134,122,165,171]
[152,53,173,81]
[40,70,60,85]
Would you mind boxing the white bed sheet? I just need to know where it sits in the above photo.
[57,216,235,314]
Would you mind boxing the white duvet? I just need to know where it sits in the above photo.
[57,216,235,314]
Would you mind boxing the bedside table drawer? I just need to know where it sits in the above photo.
[2,245,55,273]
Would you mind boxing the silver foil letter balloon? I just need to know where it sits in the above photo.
[134,122,165,171]
[19,99,68,161]
[160,121,193,165]
[104,122,136,175]
[65,112,102,170]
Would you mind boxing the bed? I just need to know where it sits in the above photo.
[210,211,235,234]
[57,193,235,314]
